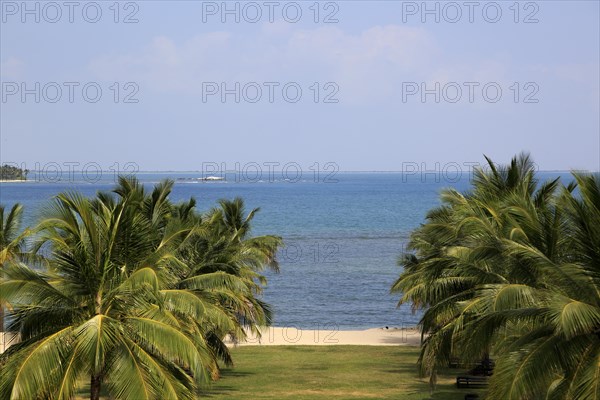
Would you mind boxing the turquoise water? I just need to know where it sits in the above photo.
[0,171,567,329]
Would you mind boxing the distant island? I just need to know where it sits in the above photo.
[0,164,29,181]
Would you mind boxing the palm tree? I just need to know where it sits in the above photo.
[0,178,284,399]
[484,172,600,399]
[392,153,600,398]
[0,204,29,333]
[173,197,283,366]
[0,181,213,399]
[0,204,28,265]
[392,153,545,384]
[208,197,282,273]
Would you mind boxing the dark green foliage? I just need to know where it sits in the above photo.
[0,165,28,181]
[392,153,600,399]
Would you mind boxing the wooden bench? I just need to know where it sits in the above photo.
[456,376,488,389]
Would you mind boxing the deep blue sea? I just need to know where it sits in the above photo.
[0,171,569,329]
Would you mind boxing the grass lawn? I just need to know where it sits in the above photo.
[202,346,486,399]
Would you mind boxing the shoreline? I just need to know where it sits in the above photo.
[225,327,422,347]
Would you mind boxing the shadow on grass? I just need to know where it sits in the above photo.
[281,346,319,353]
[429,389,471,400]
[380,358,485,400]
[219,370,254,378]
[383,368,421,376]
[202,385,238,397]
[297,364,330,371]
[200,370,254,397]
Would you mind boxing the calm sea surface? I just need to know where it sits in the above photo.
[0,171,568,329]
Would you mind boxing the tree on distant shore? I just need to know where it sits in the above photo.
[392,153,600,399]
[0,177,283,400]
[0,165,28,181]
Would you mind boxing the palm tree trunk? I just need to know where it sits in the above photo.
[0,305,4,354]
[90,374,102,400]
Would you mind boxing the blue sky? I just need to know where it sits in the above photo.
[1,0,599,171]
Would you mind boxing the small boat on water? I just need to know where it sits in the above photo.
[176,176,226,182]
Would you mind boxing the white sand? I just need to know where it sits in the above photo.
[225,327,422,347]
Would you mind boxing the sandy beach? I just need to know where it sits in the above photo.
[226,327,422,347]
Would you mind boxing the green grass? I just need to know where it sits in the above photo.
[202,346,486,399]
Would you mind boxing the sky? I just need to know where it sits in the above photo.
[1,0,599,172]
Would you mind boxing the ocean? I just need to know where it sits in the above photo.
[0,171,568,329]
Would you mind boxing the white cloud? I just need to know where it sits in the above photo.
[88,25,594,106]
[90,32,233,92]
[88,25,438,103]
